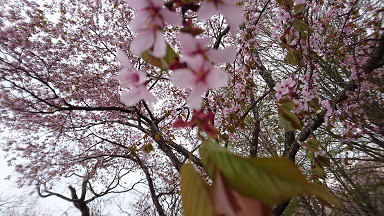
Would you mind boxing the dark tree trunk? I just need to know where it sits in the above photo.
[68,186,90,216]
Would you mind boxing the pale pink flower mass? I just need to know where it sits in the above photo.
[170,56,228,110]
[115,48,157,106]
[178,32,237,64]
[127,0,180,57]
[274,77,295,101]
[130,26,167,58]
[197,0,244,33]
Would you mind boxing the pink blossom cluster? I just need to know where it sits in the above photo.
[198,0,244,33]
[320,99,333,123]
[314,150,326,157]
[274,72,335,125]
[115,0,243,110]
[127,0,180,58]
[115,48,157,106]
[170,33,237,109]
[274,77,295,101]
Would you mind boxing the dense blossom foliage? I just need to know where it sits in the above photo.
[0,0,383,215]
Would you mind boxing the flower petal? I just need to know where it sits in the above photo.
[130,30,154,57]
[207,46,237,63]
[161,9,181,26]
[139,85,157,104]
[121,88,142,106]
[179,32,198,55]
[212,171,238,216]
[197,2,217,20]
[218,4,244,33]
[151,0,164,8]
[126,0,150,10]
[115,70,137,87]
[170,69,196,88]
[188,81,209,110]
[205,68,228,89]
[196,37,213,49]
[116,48,132,68]
[183,55,205,72]
[117,69,148,87]
[129,12,151,32]
[151,30,166,58]
[136,70,148,85]
[222,0,240,4]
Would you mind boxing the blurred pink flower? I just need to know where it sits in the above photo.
[174,110,219,138]
[197,0,244,33]
[127,0,180,57]
[127,0,180,27]
[179,32,237,64]
[121,86,157,106]
[115,48,157,106]
[130,26,167,58]
[170,56,228,110]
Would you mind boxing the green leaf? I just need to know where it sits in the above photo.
[278,101,303,131]
[128,145,137,157]
[306,138,321,153]
[200,139,342,207]
[180,163,215,216]
[141,51,168,69]
[279,114,295,131]
[141,43,179,70]
[163,43,178,65]
[311,167,326,179]
[293,18,309,33]
[317,155,331,168]
[285,50,300,66]
[279,99,295,110]
[142,143,153,154]
[309,97,320,109]
[294,4,306,15]
[276,0,293,8]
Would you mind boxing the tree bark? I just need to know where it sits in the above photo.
[250,92,261,157]
[68,186,90,216]
[136,156,167,216]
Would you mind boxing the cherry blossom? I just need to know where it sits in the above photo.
[127,0,180,57]
[294,100,303,113]
[115,48,157,106]
[178,32,237,64]
[295,0,307,5]
[170,56,228,110]
[130,26,167,58]
[321,99,333,123]
[197,0,244,33]
[274,77,295,101]
[120,85,157,106]
[127,0,180,26]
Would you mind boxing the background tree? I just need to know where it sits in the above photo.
[0,192,51,216]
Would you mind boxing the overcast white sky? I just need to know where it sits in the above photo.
[0,148,144,216]
[0,150,79,215]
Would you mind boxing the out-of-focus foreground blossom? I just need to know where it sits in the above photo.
[197,0,244,32]
[115,48,157,106]
[127,0,180,57]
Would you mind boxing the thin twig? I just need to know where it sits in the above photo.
[242,89,272,118]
